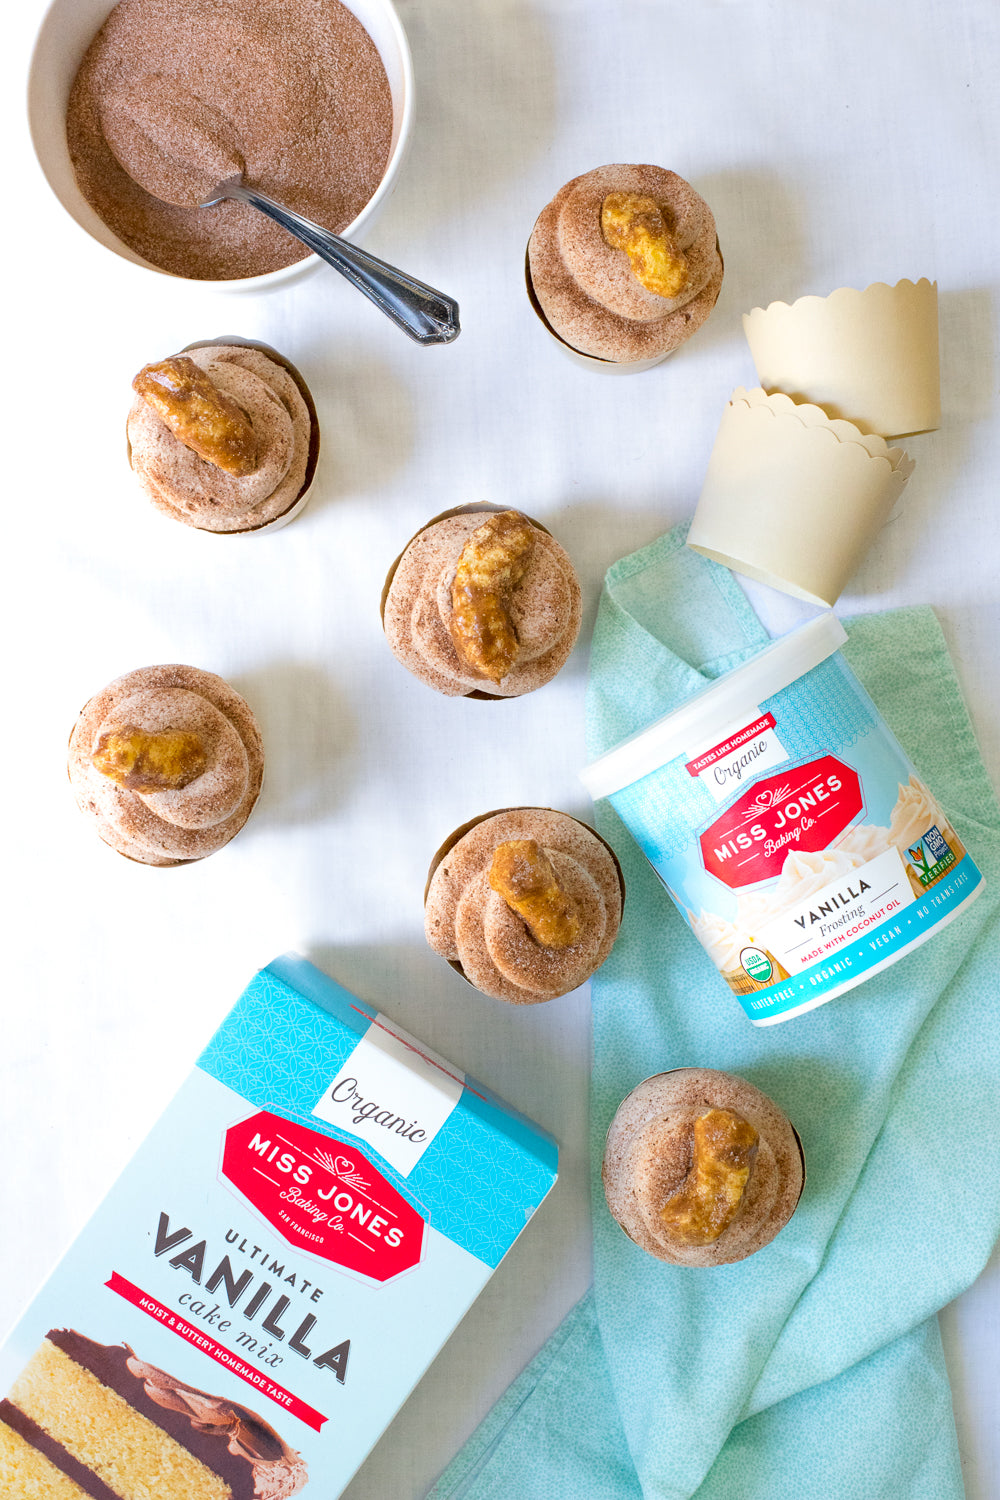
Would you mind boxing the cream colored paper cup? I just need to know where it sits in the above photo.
[687,387,915,607]
[743,278,940,438]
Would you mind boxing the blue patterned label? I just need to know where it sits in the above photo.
[197,956,558,1267]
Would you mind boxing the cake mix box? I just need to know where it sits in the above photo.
[0,955,558,1499]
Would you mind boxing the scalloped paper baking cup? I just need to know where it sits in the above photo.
[743,278,939,438]
[687,387,914,606]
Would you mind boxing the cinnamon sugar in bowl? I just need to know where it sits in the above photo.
[28,0,413,291]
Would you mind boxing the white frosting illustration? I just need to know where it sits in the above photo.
[688,908,749,973]
[888,774,953,853]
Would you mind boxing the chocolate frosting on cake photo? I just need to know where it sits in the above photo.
[0,1329,307,1499]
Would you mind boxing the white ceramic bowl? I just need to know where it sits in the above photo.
[27,0,414,292]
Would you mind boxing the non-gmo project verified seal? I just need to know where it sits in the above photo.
[906,825,956,887]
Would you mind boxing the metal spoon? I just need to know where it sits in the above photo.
[200,176,460,345]
[99,75,460,345]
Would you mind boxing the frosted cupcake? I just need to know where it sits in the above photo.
[527,165,723,367]
[126,339,319,533]
[382,507,582,698]
[68,664,264,865]
[425,808,624,1002]
[602,1069,804,1266]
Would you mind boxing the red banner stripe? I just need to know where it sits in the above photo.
[105,1271,327,1431]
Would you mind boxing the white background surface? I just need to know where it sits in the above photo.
[2,0,998,1496]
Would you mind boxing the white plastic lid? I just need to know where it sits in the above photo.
[580,611,847,801]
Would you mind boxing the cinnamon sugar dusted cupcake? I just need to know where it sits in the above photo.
[68,664,264,865]
[602,1069,804,1266]
[382,507,582,698]
[527,165,723,368]
[126,338,319,533]
[425,808,624,1003]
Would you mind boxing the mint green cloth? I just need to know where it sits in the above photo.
[430,529,1000,1500]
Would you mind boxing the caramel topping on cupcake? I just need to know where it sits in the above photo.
[489,839,582,949]
[449,512,536,683]
[92,726,208,791]
[426,809,623,1003]
[133,356,259,476]
[68,665,264,865]
[659,1109,758,1245]
[600,192,689,299]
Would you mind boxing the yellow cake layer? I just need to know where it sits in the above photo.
[10,1341,231,1500]
[0,1418,89,1500]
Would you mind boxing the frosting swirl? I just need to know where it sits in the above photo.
[127,345,314,531]
[528,165,724,362]
[125,1352,307,1499]
[383,511,582,697]
[68,664,263,865]
[425,809,623,1002]
[888,774,956,852]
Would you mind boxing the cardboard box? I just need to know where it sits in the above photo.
[0,955,558,1499]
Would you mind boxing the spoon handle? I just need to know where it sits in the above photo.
[224,183,460,345]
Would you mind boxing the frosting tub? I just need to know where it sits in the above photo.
[581,614,984,1024]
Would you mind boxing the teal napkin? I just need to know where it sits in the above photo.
[430,528,1000,1500]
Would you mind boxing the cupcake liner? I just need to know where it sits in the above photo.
[425,806,626,988]
[687,386,915,607]
[381,503,556,701]
[127,336,321,535]
[525,249,674,373]
[743,278,940,438]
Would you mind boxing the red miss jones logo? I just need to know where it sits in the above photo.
[699,756,863,889]
[222,1112,425,1283]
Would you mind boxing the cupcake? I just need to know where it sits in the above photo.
[126,338,319,533]
[425,808,624,1002]
[382,507,582,698]
[527,164,724,367]
[68,664,264,865]
[602,1069,804,1266]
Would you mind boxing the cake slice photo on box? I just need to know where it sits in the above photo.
[1,1327,306,1499]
